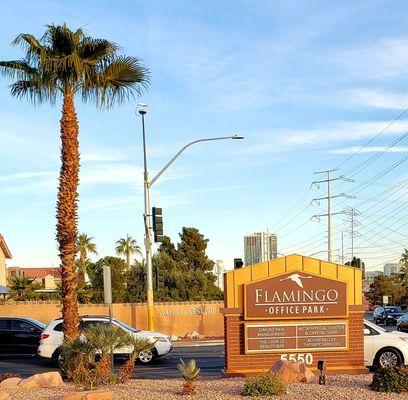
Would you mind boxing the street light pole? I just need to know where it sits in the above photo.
[139,106,154,331]
[138,104,244,331]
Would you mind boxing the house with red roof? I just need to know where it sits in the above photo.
[8,266,61,290]
[0,234,12,297]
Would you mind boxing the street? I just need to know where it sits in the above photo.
[0,344,225,379]
[0,314,399,379]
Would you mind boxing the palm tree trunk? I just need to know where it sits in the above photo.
[126,252,130,270]
[57,92,80,339]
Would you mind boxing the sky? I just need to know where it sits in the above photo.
[1,0,408,272]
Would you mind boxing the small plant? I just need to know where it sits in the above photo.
[118,336,155,382]
[242,373,286,396]
[0,373,21,383]
[370,366,408,393]
[60,324,130,390]
[178,358,200,395]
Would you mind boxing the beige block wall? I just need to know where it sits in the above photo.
[0,250,6,287]
[0,301,224,337]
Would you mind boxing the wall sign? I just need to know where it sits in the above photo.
[245,321,348,353]
[244,270,348,320]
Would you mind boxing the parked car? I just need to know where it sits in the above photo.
[364,319,408,368]
[373,306,404,325]
[0,317,45,355]
[37,315,172,364]
[397,313,408,333]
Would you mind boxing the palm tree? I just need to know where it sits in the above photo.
[400,249,408,288]
[115,234,142,270]
[7,276,42,300]
[76,233,97,278]
[0,24,149,339]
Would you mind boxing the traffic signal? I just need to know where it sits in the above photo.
[152,207,164,242]
[234,258,244,269]
[156,268,165,289]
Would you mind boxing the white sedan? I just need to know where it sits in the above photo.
[38,316,172,364]
[364,319,408,368]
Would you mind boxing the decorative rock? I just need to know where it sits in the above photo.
[0,390,10,400]
[0,377,22,388]
[18,371,65,388]
[269,360,316,384]
[185,331,205,340]
[170,334,179,341]
[59,390,112,400]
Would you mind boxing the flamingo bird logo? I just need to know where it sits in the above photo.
[279,273,312,288]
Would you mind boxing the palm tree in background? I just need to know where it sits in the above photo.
[0,24,149,339]
[116,234,143,270]
[76,233,98,278]
[400,249,408,287]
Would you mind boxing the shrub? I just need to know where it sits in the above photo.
[370,366,408,393]
[0,373,21,383]
[242,373,286,396]
[178,358,200,395]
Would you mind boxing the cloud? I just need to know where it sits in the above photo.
[333,38,408,79]
[0,171,53,182]
[346,89,408,110]
[236,119,408,157]
[330,146,408,155]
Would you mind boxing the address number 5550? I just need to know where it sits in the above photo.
[280,353,313,365]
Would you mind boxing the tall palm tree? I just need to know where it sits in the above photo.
[0,24,149,339]
[76,233,98,278]
[115,234,142,269]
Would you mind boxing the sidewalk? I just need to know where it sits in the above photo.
[172,338,224,347]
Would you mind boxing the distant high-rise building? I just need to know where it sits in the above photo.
[383,263,401,276]
[244,231,277,266]
[213,260,224,290]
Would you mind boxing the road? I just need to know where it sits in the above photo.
[0,344,225,379]
[0,314,398,379]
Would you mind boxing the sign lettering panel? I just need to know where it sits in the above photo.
[244,270,348,320]
[245,321,348,353]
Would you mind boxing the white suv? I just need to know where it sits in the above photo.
[364,319,408,368]
[37,316,172,364]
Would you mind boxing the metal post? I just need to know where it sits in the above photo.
[327,171,332,262]
[140,109,154,331]
[103,265,114,372]
[351,209,354,260]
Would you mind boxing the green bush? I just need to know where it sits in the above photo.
[242,373,286,396]
[370,367,408,393]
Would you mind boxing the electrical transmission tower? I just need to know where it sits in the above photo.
[343,207,360,260]
[311,169,354,262]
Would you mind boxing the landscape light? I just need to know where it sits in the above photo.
[317,360,326,385]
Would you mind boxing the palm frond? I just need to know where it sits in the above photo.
[178,358,200,381]
[85,55,149,108]
[84,324,129,359]
[125,335,155,362]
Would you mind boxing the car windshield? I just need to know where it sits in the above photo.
[364,319,387,333]
[385,307,401,313]
[113,318,139,333]
[25,318,46,329]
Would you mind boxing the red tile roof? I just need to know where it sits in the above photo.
[8,267,61,279]
[0,234,12,259]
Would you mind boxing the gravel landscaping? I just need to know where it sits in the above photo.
[3,375,408,399]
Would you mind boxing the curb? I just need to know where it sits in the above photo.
[172,340,224,348]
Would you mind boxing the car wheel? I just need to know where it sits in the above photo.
[376,348,403,368]
[138,349,155,364]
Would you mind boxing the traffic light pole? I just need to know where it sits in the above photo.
[140,109,155,331]
[138,104,244,331]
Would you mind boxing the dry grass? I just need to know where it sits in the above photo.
[4,375,408,399]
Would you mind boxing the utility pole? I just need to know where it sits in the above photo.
[343,207,360,260]
[311,170,353,262]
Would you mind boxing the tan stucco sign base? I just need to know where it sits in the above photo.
[222,254,366,375]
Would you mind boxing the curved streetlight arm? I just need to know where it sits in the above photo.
[149,135,242,187]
